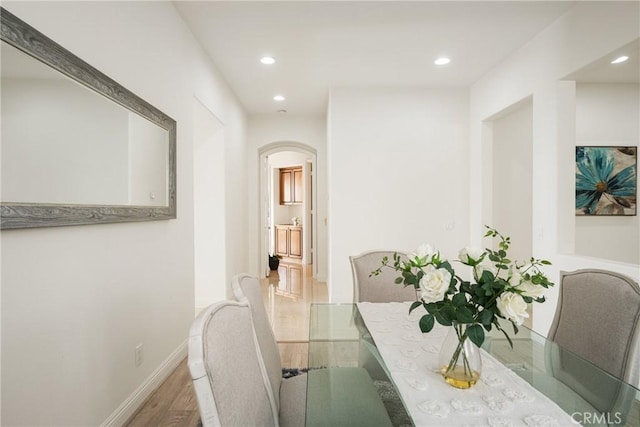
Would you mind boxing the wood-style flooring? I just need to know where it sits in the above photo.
[125,263,321,426]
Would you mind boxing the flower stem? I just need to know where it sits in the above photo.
[445,324,473,378]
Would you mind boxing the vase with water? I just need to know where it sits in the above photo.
[438,322,482,389]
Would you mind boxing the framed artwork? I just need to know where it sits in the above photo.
[576,146,637,216]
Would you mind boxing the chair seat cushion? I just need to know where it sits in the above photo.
[279,373,308,427]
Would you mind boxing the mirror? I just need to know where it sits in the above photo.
[0,7,176,229]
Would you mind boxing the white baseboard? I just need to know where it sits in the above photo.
[101,340,188,427]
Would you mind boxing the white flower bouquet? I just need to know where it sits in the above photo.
[371,227,554,388]
[372,226,554,348]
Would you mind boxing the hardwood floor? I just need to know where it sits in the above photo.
[125,264,321,426]
[125,359,200,427]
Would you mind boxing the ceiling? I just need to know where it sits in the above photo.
[567,38,640,84]
[174,1,576,115]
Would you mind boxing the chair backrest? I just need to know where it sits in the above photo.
[548,269,640,383]
[350,250,418,303]
[231,274,283,410]
[188,300,277,427]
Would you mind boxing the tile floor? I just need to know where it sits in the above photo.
[263,261,329,342]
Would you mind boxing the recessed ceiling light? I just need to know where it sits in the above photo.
[273,95,285,102]
[260,56,276,65]
[277,109,287,113]
[611,55,629,64]
[434,57,451,65]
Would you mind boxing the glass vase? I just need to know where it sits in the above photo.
[438,322,482,389]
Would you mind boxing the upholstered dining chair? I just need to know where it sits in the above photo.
[188,300,277,427]
[231,273,306,426]
[350,250,418,303]
[546,269,640,421]
[350,251,419,388]
[230,273,394,427]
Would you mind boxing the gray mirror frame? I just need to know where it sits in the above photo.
[0,7,176,229]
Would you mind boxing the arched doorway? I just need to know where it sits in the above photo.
[258,142,318,279]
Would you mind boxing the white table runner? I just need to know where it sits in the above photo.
[357,302,578,427]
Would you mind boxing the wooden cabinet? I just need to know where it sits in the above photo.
[280,167,303,205]
[275,225,302,260]
[276,227,289,256]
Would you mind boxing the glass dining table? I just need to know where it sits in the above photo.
[305,303,640,427]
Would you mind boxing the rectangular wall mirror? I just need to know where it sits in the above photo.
[0,7,176,229]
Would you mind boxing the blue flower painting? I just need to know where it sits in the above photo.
[576,146,637,216]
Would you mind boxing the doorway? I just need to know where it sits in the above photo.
[484,96,534,326]
[488,97,534,263]
[258,143,318,279]
[193,98,225,311]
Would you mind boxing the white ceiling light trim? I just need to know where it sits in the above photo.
[611,55,629,64]
[273,95,285,101]
[434,57,451,65]
[260,56,276,65]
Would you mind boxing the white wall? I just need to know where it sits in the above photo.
[247,115,327,280]
[327,88,469,302]
[0,2,247,425]
[490,99,533,262]
[574,83,639,264]
[469,1,640,336]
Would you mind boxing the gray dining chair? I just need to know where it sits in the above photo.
[350,250,418,303]
[547,269,640,422]
[231,273,394,427]
[188,300,277,427]
[231,274,306,426]
[350,250,419,396]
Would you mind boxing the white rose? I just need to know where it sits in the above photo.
[516,280,546,299]
[508,267,522,287]
[512,264,546,299]
[458,246,484,265]
[409,243,436,264]
[496,292,529,325]
[419,264,451,303]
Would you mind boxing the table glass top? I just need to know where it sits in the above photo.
[306,303,640,427]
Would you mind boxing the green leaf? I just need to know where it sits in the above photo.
[478,309,494,326]
[480,270,495,284]
[435,309,453,326]
[425,303,438,314]
[419,314,435,333]
[452,293,467,307]
[394,277,403,284]
[467,324,485,347]
[456,306,474,323]
[443,304,456,318]
[409,300,422,313]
